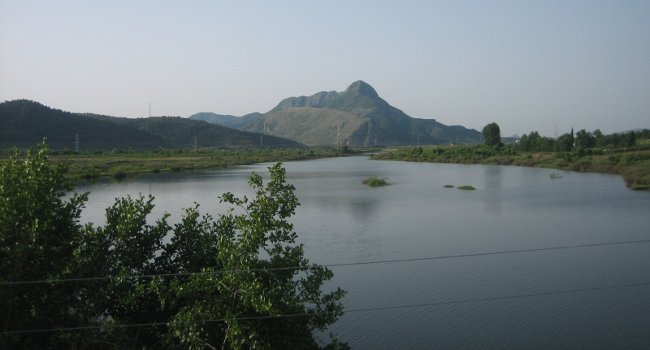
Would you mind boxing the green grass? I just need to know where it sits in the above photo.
[0,148,348,182]
[372,143,650,191]
[457,185,476,191]
[363,176,388,187]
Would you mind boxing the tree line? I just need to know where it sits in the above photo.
[482,122,647,154]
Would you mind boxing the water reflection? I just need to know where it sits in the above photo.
[483,165,502,214]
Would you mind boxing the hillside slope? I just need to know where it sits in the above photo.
[0,100,163,150]
[189,112,263,130]
[88,114,302,149]
[252,107,368,147]
[0,100,302,150]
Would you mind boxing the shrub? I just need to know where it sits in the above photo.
[363,176,388,187]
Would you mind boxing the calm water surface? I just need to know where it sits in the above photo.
[77,156,650,350]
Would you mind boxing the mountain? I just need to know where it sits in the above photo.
[0,100,302,150]
[86,114,300,149]
[189,112,263,130]
[0,100,164,150]
[191,81,482,146]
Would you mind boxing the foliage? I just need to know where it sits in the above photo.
[372,128,650,190]
[362,177,388,187]
[372,144,509,164]
[517,131,556,152]
[0,143,89,348]
[482,122,501,147]
[5,147,347,181]
[555,129,575,152]
[516,128,643,154]
[0,143,346,349]
[575,129,595,150]
[456,185,476,191]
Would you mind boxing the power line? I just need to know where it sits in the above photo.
[2,280,649,336]
[327,238,650,267]
[2,238,650,286]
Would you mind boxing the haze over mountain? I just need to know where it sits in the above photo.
[190,81,481,146]
[0,100,302,150]
[190,112,263,130]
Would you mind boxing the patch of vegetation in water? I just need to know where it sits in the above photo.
[443,184,454,188]
[363,176,388,187]
[549,172,563,179]
[457,185,476,191]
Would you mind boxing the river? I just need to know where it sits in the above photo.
[77,155,650,350]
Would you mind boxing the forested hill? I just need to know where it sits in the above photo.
[0,100,302,150]
[190,81,482,147]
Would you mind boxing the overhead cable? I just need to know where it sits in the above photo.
[2,279,649,336]
[2,238,650,286]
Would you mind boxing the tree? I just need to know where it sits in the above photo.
[575,129,595,150]
[621,131,637,148]
[556,133,574,152]
[593,129,605,147]
[0,142,347,349]
[555,128,574,153]
[482,122,501,147]
[0,143,89,348]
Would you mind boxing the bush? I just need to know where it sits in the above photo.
[363,176,388,187]
[0,143,346,349]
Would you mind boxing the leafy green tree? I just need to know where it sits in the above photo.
[575,129,595,150]
[621,131,637,148]
[1,143,346,349]
[593,129,605,147]
[638,129,650,140]
[518,134,530,151]
[556,131,575,152]
[0,143,88,348]
[482,122,501,147]
[517,131,556,152]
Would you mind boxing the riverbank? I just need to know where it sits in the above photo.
[22,148,349,181]
[371,143,650,190]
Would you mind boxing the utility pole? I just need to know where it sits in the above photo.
[260,135,263,148]
[194,135,197,152]
[75,133,79,153]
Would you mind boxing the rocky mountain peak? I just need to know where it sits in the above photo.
[344,80,379,99]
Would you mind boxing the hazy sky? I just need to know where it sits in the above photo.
[1,0,648,136]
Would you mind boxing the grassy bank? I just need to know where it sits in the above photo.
[372,143,650,190]
[1,148,350,181]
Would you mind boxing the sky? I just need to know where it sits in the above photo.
[1,0,648,136]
